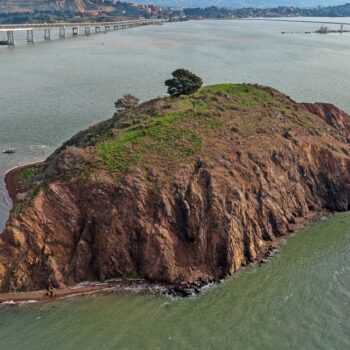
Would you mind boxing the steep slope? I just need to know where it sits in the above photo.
[0,0,104,13]
[1,84,350,292]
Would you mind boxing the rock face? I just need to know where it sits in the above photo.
[0,84,350,292]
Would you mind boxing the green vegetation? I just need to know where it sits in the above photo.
[12,202,24,216]
[98,112,202,172]
[165,69,203,97]
[17,83,302,189]
[96,84,284,173]
[17,165,52,198]
[17,165,40,186]
[200,84,277,109]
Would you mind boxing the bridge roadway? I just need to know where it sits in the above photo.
[0,18,167,46]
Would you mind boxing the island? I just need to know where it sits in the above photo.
[1,83,350,299]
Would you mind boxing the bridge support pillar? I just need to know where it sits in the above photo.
[7,31,14,46]
[114,25,119,30]
[44,28,51,40]
[84,26,91,36]
[72,26,79,36]
[95,26,101,33]
[104,25,110,33]
[340,24,344,33]
[27,29,34,43]
[59,27,66,38]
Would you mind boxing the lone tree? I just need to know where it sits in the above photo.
[165,69,203,97]
[115,94,140,112]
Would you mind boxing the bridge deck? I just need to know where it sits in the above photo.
[0,19,165,31]
[0,28,33,32]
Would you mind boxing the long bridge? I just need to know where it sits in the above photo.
[0,18,167,46]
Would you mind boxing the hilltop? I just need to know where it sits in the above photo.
[1,84,350,292]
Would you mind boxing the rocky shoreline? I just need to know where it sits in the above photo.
[3,163,221,301]
[1,159,330,303]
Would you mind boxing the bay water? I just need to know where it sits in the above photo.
[1,18,350,349]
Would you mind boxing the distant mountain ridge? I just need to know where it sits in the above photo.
[0,0,349,17]
[0,0,111,14]
[0,0,348,12]
[134,0,348,9]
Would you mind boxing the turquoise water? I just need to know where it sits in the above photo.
[1,213,350,349]
[1,18,350,349]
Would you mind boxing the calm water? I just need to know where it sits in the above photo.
[1,18,350,349]
[1,213,350,349]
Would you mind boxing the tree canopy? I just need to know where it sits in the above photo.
[165,69,203,97]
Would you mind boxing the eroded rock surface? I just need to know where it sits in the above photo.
[1,84,349,292]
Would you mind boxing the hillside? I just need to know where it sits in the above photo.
[0,0,109,14]
[1,84,350,292]
[135,0,347,9]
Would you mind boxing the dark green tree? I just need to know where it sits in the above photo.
[165,69,203,97]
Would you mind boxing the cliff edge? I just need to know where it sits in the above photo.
[1,84,350,292]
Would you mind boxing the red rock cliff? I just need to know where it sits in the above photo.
[0,84,349,292]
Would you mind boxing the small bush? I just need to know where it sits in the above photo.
[115,94,140,112]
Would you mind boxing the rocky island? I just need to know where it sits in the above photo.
[1,83,350,295]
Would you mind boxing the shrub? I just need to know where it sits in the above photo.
[115,94,140,112]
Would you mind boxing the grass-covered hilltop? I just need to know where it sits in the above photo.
[1,78,350,293]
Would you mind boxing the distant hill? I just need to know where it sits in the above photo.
[1,0,348,12]
[134,0,348,9]
[0,0,111,13]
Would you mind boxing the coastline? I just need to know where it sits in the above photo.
[0,279,170,306]
[0,164,332,304]
[4,162,42,204]
[0,210,329,306]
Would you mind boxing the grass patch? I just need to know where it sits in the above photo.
[197,84,277,109]
[96,84,286,173]
[98,112,202,172]
[17,165,40,186]
[12,202,24,215]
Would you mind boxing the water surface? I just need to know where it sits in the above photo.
[2,19,350,229]
[1,213,350,349]
[1,19,350,349]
